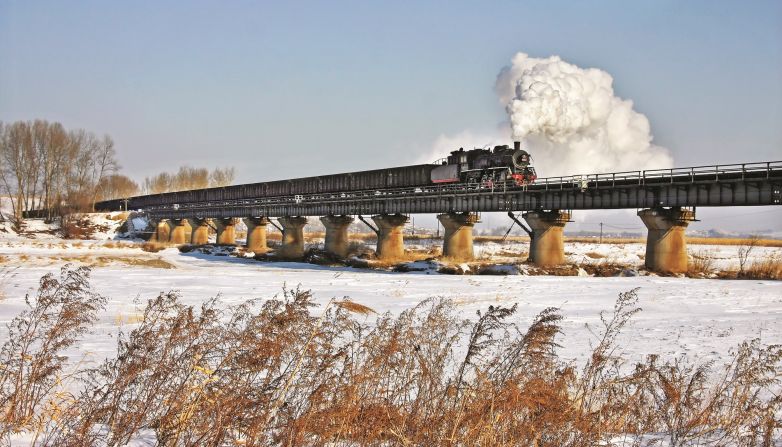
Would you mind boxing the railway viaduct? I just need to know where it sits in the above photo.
[103,161,782,273]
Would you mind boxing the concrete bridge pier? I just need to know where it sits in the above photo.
[371,214,409,260]
[320,215,354,258]
[186,218,211,245]
[151,220,171,242]
[523,210,571,266]
[214,218,239,245]
[167,219,193,245]
[437,212,480,260]
[243,217,271,254]
[277,216,308,258]
[638,207,695,273]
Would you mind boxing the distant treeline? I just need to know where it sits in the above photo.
[0,119,236,220]
[143,166,235,195]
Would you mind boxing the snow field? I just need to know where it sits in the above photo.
[1,241,780,373]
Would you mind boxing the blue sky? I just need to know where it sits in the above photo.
[1,0,781,232]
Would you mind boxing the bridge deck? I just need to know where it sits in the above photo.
[113,161,782,218]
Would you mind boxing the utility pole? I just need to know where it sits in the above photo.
[599,222,603,244]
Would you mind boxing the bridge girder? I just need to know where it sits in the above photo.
[144,177,781,220]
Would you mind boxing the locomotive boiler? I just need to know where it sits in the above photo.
[430,141,536,186]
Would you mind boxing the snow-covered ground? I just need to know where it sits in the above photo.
[0,212,128,240]
[1,216,781,446]
[406,237,781,272]
[1,234,781,371]
[1,215,780,367]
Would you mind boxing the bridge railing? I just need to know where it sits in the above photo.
[643,161,782,182]
[137,160,782,214]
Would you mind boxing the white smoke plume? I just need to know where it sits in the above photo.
[495,53,673,176]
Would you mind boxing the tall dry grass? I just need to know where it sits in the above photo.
[1,271,780,446]
[740,253,782,280]
[688,249,717,276]
[0,266,107,441]
[562,236,782,248]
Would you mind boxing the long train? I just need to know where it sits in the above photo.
[96,142,536,211]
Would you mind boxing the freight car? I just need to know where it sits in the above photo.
[95,141,535,211]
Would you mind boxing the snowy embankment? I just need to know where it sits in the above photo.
[1,236,781,371]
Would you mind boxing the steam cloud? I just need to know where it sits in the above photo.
[495,53,673,176]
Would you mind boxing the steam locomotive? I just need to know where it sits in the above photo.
[95,141,536,211]
[432,141,536,187]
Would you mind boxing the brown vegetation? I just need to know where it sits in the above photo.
[57,214,116,240]
[579,262,632,277]
[585,251,607,259]
[143,166,235,194]
[0,120,119,220]
[344,232,436,242]
[563,236,782,247]
[100,240,135,249]
[0,266,107,439]
[687,236,782,247]
[104,212,129,221]
[493,250,527,258]
[95,175,139,202]
[108,257,175,269]
[739,253,782,280]
[140,241,172,253]
[403,234,781,248]
[1,269,780,445]
[6,254,175,270]
[688,249,717,276]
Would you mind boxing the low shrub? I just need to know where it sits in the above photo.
[140,241,168,253]
[585,251,607,259]
[688,249,717,276]
[60,219,91,240]
[741,253,782,280]
[580,262,631,277]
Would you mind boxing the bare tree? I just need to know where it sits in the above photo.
[62,131,119,213]
[210,167,235,187]
[96,174,140,201]
[0,121,36,220]
[35,121,71,219]
[0,121,9,222]
[173,166,209,191]
[144,165,234,193]
[144,172,173,194]
[0,121,121,218]
[89,135,119,211]
[1,118,233,216]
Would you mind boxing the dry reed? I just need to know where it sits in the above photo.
[741,253,782,280]
[1,272,780,446]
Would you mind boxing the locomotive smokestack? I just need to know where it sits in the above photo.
[514,141,520,151]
